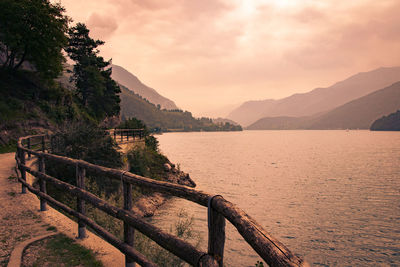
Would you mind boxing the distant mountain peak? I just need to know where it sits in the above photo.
[111,64,178,110]
[228,66,400,126]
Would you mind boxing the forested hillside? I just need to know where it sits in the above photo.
[0,0,241,151]
[0,1,121,149]
[120,85,241,132]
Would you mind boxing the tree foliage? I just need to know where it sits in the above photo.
[50,122,122,168]
[117,117,160,151]
[0,0,69,80]
[65,23,120,121]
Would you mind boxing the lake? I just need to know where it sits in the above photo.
[151,130,400,266]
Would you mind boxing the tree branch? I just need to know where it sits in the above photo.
[14,47,27,70]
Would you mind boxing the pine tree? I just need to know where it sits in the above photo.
[65,23,120,121]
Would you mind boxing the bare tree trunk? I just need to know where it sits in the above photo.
[8,52,15,68]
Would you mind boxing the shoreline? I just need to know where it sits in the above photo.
[132,162,196,217]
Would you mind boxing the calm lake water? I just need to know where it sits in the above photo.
[151,130,400,266]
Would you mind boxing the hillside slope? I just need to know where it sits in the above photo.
[246,116,311,130]
[370,110,400,131]
[247,82,400,130]
[111,64,178,110]
[308,81,400,129]
[228,67,400,126]
[120,85,241,132]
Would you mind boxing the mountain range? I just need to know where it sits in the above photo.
[228,67,400,127]
[247,81,400,130]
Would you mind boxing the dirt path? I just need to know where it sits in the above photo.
[0,153,124,267]
[0,153,52,266]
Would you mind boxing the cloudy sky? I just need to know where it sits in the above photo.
[60,0,400,116]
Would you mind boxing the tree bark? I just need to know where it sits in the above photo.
[13,47,27,70]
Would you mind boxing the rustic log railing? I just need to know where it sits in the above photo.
[15,134,307,267]
[110,128,145,143]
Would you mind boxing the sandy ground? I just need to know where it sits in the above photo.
[0,153,52,266]
[0,152,125,267]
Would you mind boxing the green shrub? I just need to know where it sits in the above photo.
[127,146,168,180]
[0,140,17,153]
[45,123,123,202]
[49,122,122,168]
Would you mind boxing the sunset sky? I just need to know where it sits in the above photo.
[60,0,400,116]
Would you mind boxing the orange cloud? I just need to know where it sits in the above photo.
[87,12,118,40]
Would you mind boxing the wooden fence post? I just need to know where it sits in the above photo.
[208,196,225,267]
[38,155,47,211]
[19,148,27,194]
[121,130,123,142]
[76,164,86,239]
[50,136,54,153]
[127,130,129,141]
[114,128,117,141]
[41,135,45,152]
[27,138,31,159]
[123,177,135,267]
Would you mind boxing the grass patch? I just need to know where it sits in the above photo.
[7,191,16,197]
[0,141,17,154]
[46,226,57,232]
[0,256,10,267]
[22,234,103,267]
[7,175,17,181]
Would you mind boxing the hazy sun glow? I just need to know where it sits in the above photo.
[269,0,298,8]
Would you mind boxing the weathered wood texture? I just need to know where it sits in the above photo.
[211,196,305,267]
[18,148,26,194]
[17,134,307,267]
[123,180,135,267]
[38,156,47,211]
[27,138,31,159]
[208,196,225,267]
[76,165,86,239]
[41,135,45,152]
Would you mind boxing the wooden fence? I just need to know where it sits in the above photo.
[15,134,307,267]
[110,128,145,143]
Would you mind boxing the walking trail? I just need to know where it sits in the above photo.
[0,152,124,266]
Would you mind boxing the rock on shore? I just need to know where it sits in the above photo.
[132,163,196,217]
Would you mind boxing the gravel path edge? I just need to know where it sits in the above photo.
[7,233,57,267]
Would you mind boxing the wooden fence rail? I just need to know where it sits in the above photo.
[15,134,307,267]
[110,128,145,143]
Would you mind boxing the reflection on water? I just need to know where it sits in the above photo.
[150,130,400,266]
